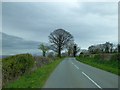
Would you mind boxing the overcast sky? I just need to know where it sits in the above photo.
[2,2,118,55]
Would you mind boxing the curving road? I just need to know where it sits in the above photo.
[43,58,119,89]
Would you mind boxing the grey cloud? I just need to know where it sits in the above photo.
[73,2,117,15]
[2,32,41,55]
[2,2,118,51]
[2,32,41,49]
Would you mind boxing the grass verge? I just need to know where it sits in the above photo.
[76,56,120,76]
[4,58,64,88]
[0,59,1,68]
[0,59,2,71]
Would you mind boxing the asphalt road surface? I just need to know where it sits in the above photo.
[43,58,119,89]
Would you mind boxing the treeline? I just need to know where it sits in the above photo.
[81,42,120,54]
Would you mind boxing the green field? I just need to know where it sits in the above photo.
[76,55,119,76]
[4,58,63,88]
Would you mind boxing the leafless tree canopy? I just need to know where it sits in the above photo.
[66,41,80,57]
[49,29,74,57]
[88,42,115,54]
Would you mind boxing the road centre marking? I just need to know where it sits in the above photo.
[76,60,79,62]
[74,65,79,69]
[82,72,102,89]
[71,62,79,69]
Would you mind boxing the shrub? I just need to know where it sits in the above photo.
[2,53,35,86]
[94,54,101,60]
[110,53,120,69]
[110,53,120,61]
[33,56,57,68]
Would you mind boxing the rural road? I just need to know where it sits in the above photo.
[43,58,119,89]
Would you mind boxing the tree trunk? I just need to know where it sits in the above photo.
[58,46,61,57]
[73,45,77,57]
[43,51,46,57]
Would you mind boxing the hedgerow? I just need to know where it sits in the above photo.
[2,53,35,86]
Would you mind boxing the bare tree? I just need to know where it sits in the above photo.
[49,29,74,57]
[66,41,74,56]
[88,45,96,54]
[73,44,80,57]
[104,42,113,53]
[88,42,114,54]
[38,43,49,57]
[66,42,80,57]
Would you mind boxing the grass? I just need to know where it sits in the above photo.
[0,59,1,67]
[4,58,64,88]
[76,56,120,76]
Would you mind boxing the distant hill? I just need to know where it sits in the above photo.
[0,55,10,59]
[1,32,43,55]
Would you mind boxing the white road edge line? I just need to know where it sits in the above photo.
[74,65,79,69]
[82,72,102,89]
